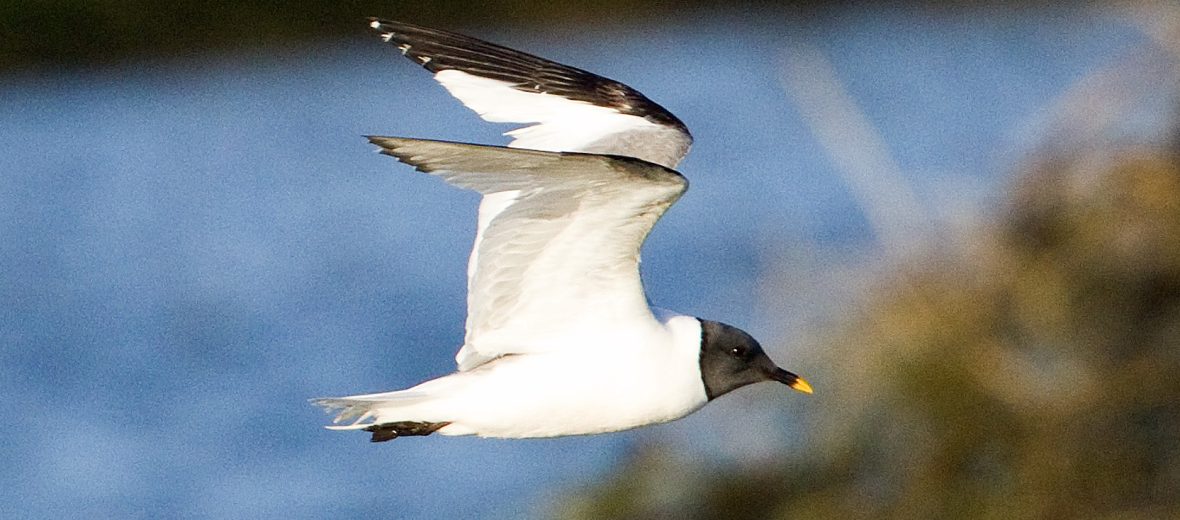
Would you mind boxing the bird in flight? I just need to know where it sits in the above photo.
[313,19,811,442]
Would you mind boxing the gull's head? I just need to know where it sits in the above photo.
[697,320,812,400]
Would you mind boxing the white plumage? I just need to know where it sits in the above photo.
[312,20,810,442]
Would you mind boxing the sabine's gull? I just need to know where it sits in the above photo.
[312,19,812,442]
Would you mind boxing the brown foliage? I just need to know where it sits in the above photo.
[560,148,1180,519]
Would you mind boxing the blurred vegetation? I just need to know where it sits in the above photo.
[555,76,1180,520]
[1,0,1086,72]
[14,0,1170,515]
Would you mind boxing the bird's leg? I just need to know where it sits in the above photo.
[364,421,452,442]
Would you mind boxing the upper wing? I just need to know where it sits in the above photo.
[367,18,692,169]
[367,20,694,368]
[368,136,688,370]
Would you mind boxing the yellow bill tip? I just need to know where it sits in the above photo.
[790,377,814,395]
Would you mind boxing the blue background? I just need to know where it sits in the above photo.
[0,7,1151,518]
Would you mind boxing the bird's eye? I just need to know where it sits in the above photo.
[729,346,746,358]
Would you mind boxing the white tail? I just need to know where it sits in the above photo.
[310,390,430,430]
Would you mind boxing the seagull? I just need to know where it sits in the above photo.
[312,19,811,442]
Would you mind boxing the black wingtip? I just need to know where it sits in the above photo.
[365,136,405,161]
[366,18,431,42]
[365,136,443,172]
[367,18,408,37]
[365,135,396,146]
[366,17,396,32]
[365,135,402,154]
[362,18,690,136]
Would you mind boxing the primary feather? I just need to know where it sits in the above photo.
[367,137,687,370]
[367,22,696,363]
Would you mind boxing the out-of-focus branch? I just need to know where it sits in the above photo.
[1131,0,1180,60]
[1006,3,1180,165]
[779,43,927,261]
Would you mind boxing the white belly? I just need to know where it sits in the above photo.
[430,348,708,438]
[344,312,709,439]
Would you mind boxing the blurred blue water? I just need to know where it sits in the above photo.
[0,9,1145,518]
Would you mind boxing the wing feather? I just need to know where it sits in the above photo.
[368,137,688,370]
[367,18,692,168]
[366,21,695,369]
